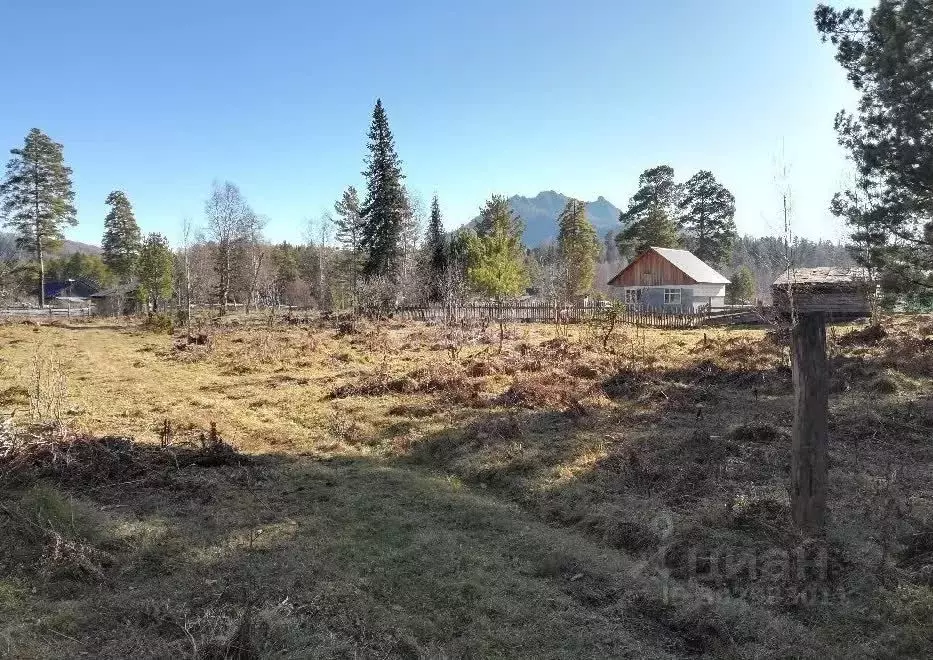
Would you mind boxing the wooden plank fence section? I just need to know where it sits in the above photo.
[392,302,709,329]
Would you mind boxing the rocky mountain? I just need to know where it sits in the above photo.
[467,191,621,247]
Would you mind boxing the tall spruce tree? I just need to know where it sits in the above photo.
[557,198,600,300]
[425,194,447,298]
[360,99,407,278]
[817,1,933,299]
[616,165,681,260]
[333,185,364,301]
[678,170,737,266]
[0,128,76,306]
[101,190,142,282]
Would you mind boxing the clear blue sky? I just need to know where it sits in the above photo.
[1,0,872,247]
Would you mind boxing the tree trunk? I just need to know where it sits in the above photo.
[219,241,230,316]
[37,239,45,308]
[245,249,263,314]
[185,252,192,338]
[790,312,829,534]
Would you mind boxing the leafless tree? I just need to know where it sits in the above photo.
[440,255,469,324]
[397,188,426,304]
[205,181,254,315]
[180,217,193,336]
[240,214,268,313]
[305,213,333,309]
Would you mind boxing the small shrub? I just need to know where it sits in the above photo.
[145,313,174,334]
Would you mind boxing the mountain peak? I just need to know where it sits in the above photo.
[468,191,621,246]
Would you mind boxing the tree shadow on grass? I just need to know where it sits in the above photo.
[2,440,698,659]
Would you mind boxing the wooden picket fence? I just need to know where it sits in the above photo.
[392,302,708,329]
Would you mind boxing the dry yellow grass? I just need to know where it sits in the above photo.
[1,314,932,658]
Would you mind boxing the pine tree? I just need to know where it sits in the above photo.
[360,99,407,278]
[678,170,737,266]
[817,1,933,300]
[137,233,174,317]
[101,190,142,282]
[556,198,600,300]
[616,165,682,260]
[617,206,681,259]
[333,185,364,300]
[466,198,529,352]
[425,194,447,299]
[620,165,680,224]
[476,194,523,240]
[0,128,77,306]
[466,199,528,301]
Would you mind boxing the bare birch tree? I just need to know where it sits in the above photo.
[205,181,253,315]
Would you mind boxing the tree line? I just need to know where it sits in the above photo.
[0,100,608,313]
[5,0,930,318]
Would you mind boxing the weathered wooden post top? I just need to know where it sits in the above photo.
[772,266,875,318]
[771,267,875,534]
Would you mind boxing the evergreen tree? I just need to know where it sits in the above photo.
[271,241,298,305]
[466,198,528,301]
[101,190,142,282]
[678,170,737,266]
[137,233,174,317]
[425,194,447,299]
[816,1,933,298]
[46,253,114,287]
[360,99,407,278]
[0,128,77,306]
[333,185,363,300]
[556,198,600,300]
[728,266,756,304]
[617,206,681,259]
[619,165,680,224]
[616,165,682,260]
[476,194,524,239]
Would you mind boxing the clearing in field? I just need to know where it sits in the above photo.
[2,314,933,658]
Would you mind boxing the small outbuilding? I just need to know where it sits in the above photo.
[90,283,142,316]
[607,247,731,311]
[42,278,99,302]
[772,267,875,319]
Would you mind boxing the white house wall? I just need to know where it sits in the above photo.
[618,284,726,311]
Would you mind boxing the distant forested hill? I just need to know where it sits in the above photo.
[0,232,100,258]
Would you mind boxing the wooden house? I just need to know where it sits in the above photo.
[772,267,875,318]
[607,247,730,311]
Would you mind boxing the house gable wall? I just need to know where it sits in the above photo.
[609,250,696,287]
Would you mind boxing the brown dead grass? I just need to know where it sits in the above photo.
[0,313,931,657]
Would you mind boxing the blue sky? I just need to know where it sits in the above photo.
[1,0,872,246]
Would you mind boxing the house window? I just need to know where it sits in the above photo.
[663,288,681,305]
[625,288,642,304]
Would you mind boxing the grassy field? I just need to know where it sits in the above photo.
[1,314,933,658]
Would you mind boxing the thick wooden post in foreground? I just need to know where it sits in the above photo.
[790,311,829,534]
